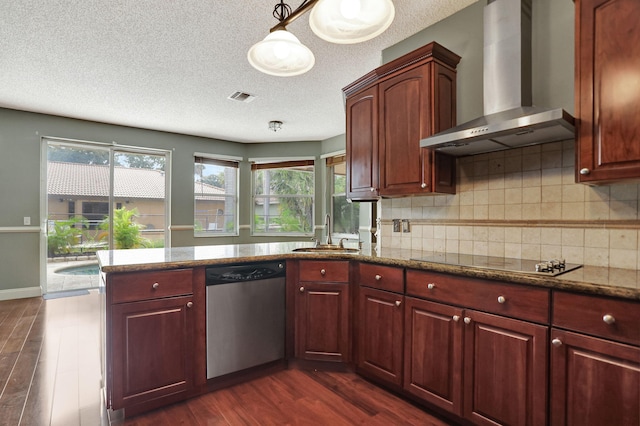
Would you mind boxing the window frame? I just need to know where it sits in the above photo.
[327,154,360,238]
[251,159,315,237]
[194,155,240,237]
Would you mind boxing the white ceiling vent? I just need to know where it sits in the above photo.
[227,91,257,103]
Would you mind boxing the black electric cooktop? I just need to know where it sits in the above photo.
[411,253,582,277]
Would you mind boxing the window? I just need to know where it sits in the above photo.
[328,155,359,235]
[82,201,109,230]
[252,160,314,235]
[194,156,239,236]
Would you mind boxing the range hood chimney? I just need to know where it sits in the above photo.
[420,0,574,156]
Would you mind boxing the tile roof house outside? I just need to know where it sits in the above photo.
[47,161,226,237]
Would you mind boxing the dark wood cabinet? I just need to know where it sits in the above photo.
[550,329,640,426]
[575,0,640,183]
[378,61,457,196]
[345,85,379,201]
[463,310,548,426]
[105,268,200,415]
[111,295,195,409]
[550,291,640,424]
[404,297,463,415]
[404,269,549,425]
[357,286,404,386]
[343,42,460,199]
[295,261,350,363]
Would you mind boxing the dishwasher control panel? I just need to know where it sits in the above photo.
[205,261,285,285]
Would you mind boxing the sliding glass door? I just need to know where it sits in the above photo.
[43,139,170,294]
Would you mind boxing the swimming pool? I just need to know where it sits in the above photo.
[55,263,100,275]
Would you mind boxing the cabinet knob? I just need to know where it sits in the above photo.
[421,183,427,189]
[375,274,382,281]
[299,286,305,293]
[395,300,402,307]
[602,314,616,325]
[320,269,326,276]
[186,301,193,308]
[370,187,375,192]
[452,315,460,322]
[152,282,159,290]
[427,283,435,290]
[497,295,506,304]
[552,338,562,347]
[579,168,591,175]
[463,317,471,325]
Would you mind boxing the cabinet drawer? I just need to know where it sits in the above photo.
[406,269,550,324]
[553,291,640,346]
[110,269,193,304]
[359,263,404,293]
[299,260,349,282]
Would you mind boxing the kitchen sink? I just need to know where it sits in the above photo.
[292,245,359,254]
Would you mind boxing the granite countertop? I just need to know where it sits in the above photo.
[97,242,640,301]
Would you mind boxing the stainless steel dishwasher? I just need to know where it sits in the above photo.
[205,260,285,379]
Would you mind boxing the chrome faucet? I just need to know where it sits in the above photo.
[325,214,332,245]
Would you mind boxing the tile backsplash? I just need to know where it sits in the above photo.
[380,140,640,270]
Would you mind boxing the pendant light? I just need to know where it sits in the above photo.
[248,0,395,77]
[248,30,315,77]
[309,0,395,44]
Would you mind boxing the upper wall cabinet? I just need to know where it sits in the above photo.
[575,0,640,183]
[343,42,460,201]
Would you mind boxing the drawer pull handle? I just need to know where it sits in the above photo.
[299,286,305,293]
[186,301,193,308]
[320,269,326,276]
[497,295,506,304]
[579,168,590,175]
[552,338,562,347]
[152,282,160,290]
[602,314,616,325]
[395,300,401,307]
[427,283,435,290]
[452,315,460,322]
[463,317,471,325]
[421,183,427,189]
[375,274,382,281]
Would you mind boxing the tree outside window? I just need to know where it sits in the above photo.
[328,155,359,235]
[253,161,314,234]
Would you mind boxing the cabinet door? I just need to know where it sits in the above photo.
[379,63,457,196]
[463,310,548,426]
[111,295,194,409]
[379,65,431,196]
[346,85,379,200]
[550,329,640,426]
[357,287,404,386]
[404,297,463,415]
[296,282,350,362]
[576,0,640,182]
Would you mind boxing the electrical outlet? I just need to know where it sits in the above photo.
[402,219,410,233]
[23,216,31,226]
[392,219,401,232]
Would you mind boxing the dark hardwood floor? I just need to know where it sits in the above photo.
[0,292,453,426]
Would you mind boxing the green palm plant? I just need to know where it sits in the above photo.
[100,207,150,249]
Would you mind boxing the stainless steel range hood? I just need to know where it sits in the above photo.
[420,0,575,156]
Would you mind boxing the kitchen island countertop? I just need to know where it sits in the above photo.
[97,242,640,301]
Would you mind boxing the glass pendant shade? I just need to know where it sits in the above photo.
[309,0,395,44]
[247,30,315,77]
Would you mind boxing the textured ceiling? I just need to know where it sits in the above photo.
[0,0,477,143]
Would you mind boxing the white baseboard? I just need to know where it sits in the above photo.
[0,286,42,301]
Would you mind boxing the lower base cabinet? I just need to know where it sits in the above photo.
[357,286,404,386]
[111,295,195,409]
[404,297,548,425]
[462,310,548,426]
[550,330,640,426]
